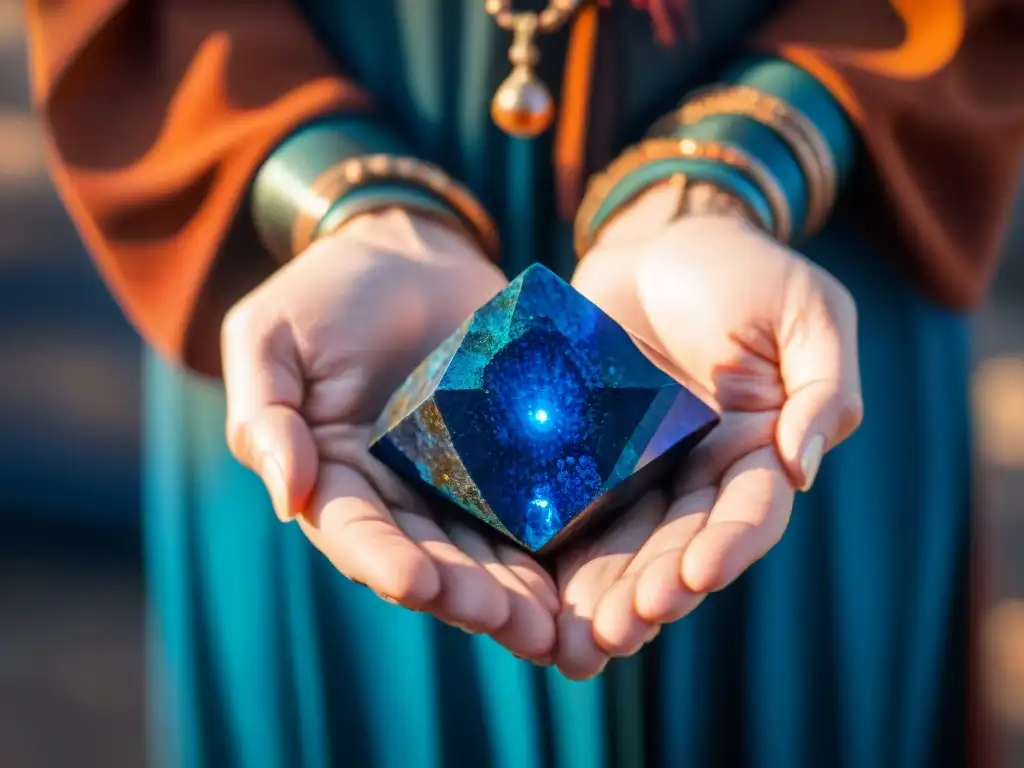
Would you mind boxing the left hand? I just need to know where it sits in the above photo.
[222,209,558,662]
[553,183,864,679]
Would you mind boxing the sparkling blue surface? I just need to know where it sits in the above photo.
[369,264,719,553]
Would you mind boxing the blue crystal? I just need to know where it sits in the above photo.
[369,264,719,554]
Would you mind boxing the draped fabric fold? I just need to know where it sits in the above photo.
[755,0,1024,308]
[25,0,373,373]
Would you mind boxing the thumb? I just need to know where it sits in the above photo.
[246,405,319,522]
[775,278,864,491]
[223,308,318,522]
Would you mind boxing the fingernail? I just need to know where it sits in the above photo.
[376,593,400,606]
[799,434,826,491]
[643,624,661,644]
[453,622,477,634]
[260,453,292,522]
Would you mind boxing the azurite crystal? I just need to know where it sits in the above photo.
[369,264,719,555]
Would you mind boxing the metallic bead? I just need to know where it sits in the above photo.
[486,4,579,137]
[490,67,555,139]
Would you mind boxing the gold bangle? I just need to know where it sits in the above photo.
[574,137,791,256]
[649,84,837,237]
[291,154,500,261]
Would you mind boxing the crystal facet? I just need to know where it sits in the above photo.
[369,264,719,554]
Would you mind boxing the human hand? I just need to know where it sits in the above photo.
[554,184,864,678]
[222,208,559,662]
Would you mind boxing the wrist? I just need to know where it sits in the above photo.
[577,57,854,257]
[251,115,409,262]
[324,204,485,257]
[575,139,782,255]
[316,184,479,247]
[593,175,758,250]
[251,117,499,263]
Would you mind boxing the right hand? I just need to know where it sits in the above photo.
[222,208,559,662]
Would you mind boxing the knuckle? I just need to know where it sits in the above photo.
[222,302,293,380]
[825,276,858,326]
[806,263,858,328]
[221,300,258,346]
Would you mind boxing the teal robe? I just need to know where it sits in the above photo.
[145,2,973,766]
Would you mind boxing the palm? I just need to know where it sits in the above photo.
[223,210,559,662]
[552,212,859,679]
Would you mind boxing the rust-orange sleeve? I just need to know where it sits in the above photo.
[24,0,373,374]
[755,0,1024,308]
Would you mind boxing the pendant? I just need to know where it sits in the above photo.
[490,14,555,138]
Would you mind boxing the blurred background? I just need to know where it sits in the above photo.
[0,3,1022,767]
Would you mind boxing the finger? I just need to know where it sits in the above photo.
[673,410,777,495]
[222,307,314,521]
[495,544,561,615]
[313,423,513,631]
[248,405,319,522]
[776,273,864,490]
[589,573,663,658]
[222,307,301,464]
[299,463,440,609]
[633,549,707,622]
[391,511,510,633]
[629,486,715,621]
[447,524,557,661]
[591,487,714,654]
[680,447,794,593]
[554,491,666,680]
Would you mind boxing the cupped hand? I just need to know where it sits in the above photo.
[222,208,559,661]
[554,185,864,678]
